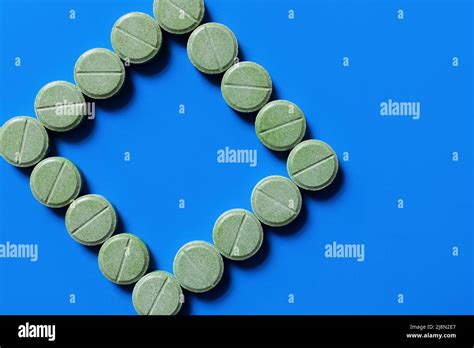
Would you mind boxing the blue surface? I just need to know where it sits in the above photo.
[0,0,473,315]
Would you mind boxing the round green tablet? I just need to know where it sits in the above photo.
[255,100,307,151]
[65,194,117,246]
[34,81,86,132]
[212,209,263,261]
[132,271,183,316]
[287,140,339,191]
[111,12,162,64]
[173,241,224,293]
[98,233,150,285]
[187,22,238,74]
[74,48,125,99]
[0,116,49,167]
[153,0,205,35]
[221,61,272,113]
[30,157,82,208]
[251,175,302,227]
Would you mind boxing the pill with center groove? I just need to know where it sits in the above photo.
[221,61,272,113]
[65,194,117,246]
[30,157,82,208]
[255,100,306,151]
[98,233,150,285]
[111,12,162,64]
[74,48,125,99]
[251,175,302,227]
[187,22,238,74]
[0,116,49,167]
[132,271,183,316]
[153,0,205,35]
[173,241,224,293]
[213,209,263,261]
[34,81,86,132]
[287,140,339,191]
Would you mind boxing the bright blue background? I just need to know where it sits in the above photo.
[0,0,472,315]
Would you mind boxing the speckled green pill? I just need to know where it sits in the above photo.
[222,62,272,113]
[34,81,86,132]
[153,0,205,35]
[30,157,82,208]
[111,12,162,64]
[98,233,150,285]
[187,23,238,75]
[251,176,302,227]
[0,116,49,167]
[213,209,263,261]
[74,48,125,99]
[132,271,183,316]
[173,241,224,293]
[256,100,306,151]
[65,194,117,246]
[287,140,339,191]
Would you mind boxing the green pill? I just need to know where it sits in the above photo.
[34,81,86,132]
[132,271,183,316]
[153,0,205,35]
[187,23,238,74]
[173,241,224,293]
[30,157,82,208]
[212,209,263,261]
[221,61,272,113]
[111,12,162,64]
[255,100,307,151]
[0,116,49,167]
[74,48,125,99]
[251,175,302,227]
[98,233,150,285]
[287,140,339,191]
[65,194,117,246]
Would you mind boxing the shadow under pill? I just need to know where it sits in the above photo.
[52,115,96,144]
[202,71,223,88]
[78,172,91,196]
[304,166,345,202]
[114,209,128,235]
[191,259,231,303]
[304,123,315,140]
[202,5,214,24]
[84,244,101,256]
[270,148,291,163]
[95,73,135,112]
[117,283,134,294]
[169,30,189,48]
[49,205,68,219]
[231,235,270,270]
[238,46,249,63]
[129,36,171,77]
[233,109,257,125]
[266,202,308,237]
[147,252,158,272]
[16,166,34,178]
[270,82,281,101]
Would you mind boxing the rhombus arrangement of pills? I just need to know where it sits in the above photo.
[0,0,338,315]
